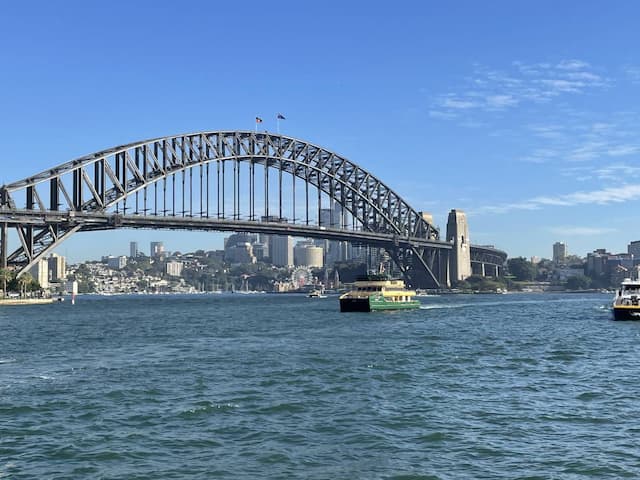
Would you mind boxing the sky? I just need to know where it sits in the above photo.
[1,0,640,263]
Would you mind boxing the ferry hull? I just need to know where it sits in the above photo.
[612,307,640,320]
[340,296,421,312]
[340,297,372,312]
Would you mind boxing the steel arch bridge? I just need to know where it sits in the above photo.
[0,130,506,288]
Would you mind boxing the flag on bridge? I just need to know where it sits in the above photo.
[276,113,286,134]
[255,117,263,123]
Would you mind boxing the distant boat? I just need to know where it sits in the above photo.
[339,275,421,312]
[307,289,326,298]
[612,278,640,320]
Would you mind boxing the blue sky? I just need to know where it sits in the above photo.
[2,1,640,262]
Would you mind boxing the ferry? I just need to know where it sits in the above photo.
[307,289,326,298]
[339,275,421,312]
[612,278,640,320]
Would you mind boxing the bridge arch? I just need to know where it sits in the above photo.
[0,131,505,287]
[3,131,438,239]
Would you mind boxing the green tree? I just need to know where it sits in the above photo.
[0,268,12,298]
[507,257,536,281]
[16,272,33,298]
[566,274,591,290]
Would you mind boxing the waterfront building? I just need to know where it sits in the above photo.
[270,235,294,267]
[28,260,49,289]
[225,243,256,264]
[107,256,128,270]
[166,260,184,277]
[586,249,610,277]
[48,253,67,282]
[130,241,139,258]
[553,242,567,265]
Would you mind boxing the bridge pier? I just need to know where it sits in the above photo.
[446,209,471,284]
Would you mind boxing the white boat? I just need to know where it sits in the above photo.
[612,278,640,320]
[307,289,326,298]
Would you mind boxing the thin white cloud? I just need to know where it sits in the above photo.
[608,145,640,156]
[430,59,609,119]
[556,59,591,70]
[486,94,518,109]
[548,226,616,236]
[538,78,586,94]
[594,164,640,180]
[442,97,479,109]
[428,110,457,119]
[529,124,565,139]
[473,184,640,215]
[523,117,640,167]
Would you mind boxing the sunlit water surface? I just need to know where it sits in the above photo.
[1,292,638,479]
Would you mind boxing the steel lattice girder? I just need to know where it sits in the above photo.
[2,132,438,239]
[0,131,506,286]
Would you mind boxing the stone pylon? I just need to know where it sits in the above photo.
[446,209,471,283]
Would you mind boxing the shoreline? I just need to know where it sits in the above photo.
[0,298,56,306]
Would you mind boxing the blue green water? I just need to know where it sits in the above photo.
[1,292,638,479]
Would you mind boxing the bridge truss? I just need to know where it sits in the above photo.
[0,131,504,288]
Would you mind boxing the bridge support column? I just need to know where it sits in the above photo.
[0,222,6,269]
[446,209,471,284]
[480,263,485,277]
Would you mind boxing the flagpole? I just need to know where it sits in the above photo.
[277,117,280,134]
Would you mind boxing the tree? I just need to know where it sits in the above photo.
[0,268,12,298]
[566,275,591,290]
[16,272,33,298]
[507,257,536,281]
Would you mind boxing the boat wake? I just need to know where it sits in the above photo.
[419,296,603,311]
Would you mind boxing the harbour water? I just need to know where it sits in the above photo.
[1,292,638,479]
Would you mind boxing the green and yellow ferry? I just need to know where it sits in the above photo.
[339,275,421,312]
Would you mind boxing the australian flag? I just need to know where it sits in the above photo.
[277,114,286,120]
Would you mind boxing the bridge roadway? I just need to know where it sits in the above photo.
[0,208,505,271]
[0,208,451,250]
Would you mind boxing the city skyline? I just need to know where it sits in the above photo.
[2,1,640,261]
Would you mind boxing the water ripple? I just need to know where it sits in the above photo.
[0,293,638,478]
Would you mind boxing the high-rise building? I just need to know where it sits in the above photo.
[294,240,324,267]
[48,253,66,282]
[628,240,640,258]
[318,202,348,267]
[150,241,165,258]
[270,235,294,267]
[553,242,567,265]
[130,241,139,258]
